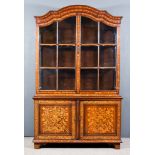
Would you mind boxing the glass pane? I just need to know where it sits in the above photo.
[40,69,56,90]
[40,46,56,67]
[58,69,75,90]
[81,46,98,67]
[58,46,75,67]
[81,17,98,43]
[81,69,97,90]
[100,46,115,67]
[99,69,115,90]
[58,17,76,44]
[40,22,57,44]
[100,23,116,43]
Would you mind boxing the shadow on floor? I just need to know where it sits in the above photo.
[41,143,115,148]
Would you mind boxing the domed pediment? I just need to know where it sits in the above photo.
[35,5,122,27]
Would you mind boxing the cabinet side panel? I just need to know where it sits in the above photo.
[34,100,39,138]
[36,25,39,93]
[116,26,120,93]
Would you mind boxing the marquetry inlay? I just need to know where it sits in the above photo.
[84,105,116,135]
[40,105,71,134]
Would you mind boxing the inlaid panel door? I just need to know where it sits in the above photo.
[36,100,76,140]
[80,100,121,140]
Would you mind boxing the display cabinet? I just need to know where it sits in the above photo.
[33,5,122,149]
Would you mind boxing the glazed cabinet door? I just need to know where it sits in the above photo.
[80,100,121,140]
[34,100,76,140]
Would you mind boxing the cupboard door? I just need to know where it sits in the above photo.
[37,100,76,140]
[80,100,121,140]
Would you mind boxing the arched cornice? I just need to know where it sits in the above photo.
[35,5,122,27]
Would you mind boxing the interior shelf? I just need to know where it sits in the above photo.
[58,44,75,46]
[40,67,75,69]
[40,43,116,47]
[80,67,116,69]
[99,67,116,69]
[81,43,116,46]
[81,44,98,46]
[100,43,116,46]
[40,43,57,46]
[40,43,75,46]
[81,67,98,69]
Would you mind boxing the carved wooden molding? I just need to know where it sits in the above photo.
[35,5,122,27]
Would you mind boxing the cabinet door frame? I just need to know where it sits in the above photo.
[80,100,121,140]
[34,100,76,140]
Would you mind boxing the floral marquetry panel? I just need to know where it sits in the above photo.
[80,100,121,140]
[38,100,76,139]
[40,105,71,134]
[85,105,116,134]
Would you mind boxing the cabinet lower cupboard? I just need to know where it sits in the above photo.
[33,5,122,149]
[33,98,121,149]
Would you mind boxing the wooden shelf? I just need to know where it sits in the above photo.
[59,44,75,46]
[40,67,75,69]
[40,43,116,47]
[40,43,56,46]
[81,43,116,46]
[81,67,98,69]
[100,43,116,46]
[40,43,75,46]
[99,67,116,69]
[81,67,116,69]
[40,67,56,69]
[81,44,98,46]
[58,67,75,69]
